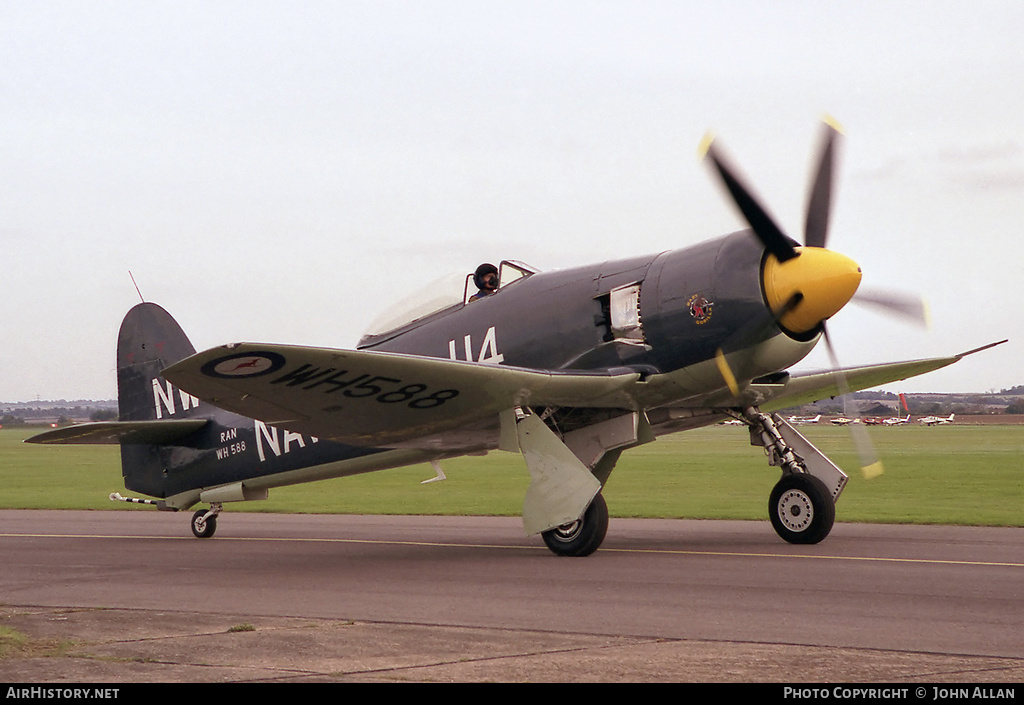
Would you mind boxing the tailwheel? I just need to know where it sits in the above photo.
[190,508,218,539]
[542,493,609,557]
[769,473,835,544]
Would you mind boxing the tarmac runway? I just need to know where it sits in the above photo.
[1,509,1023,683]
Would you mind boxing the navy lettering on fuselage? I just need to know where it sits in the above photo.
[254,420,319,462]
[152,379,200,419]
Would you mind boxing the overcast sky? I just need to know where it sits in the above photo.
[2,1,1021,402]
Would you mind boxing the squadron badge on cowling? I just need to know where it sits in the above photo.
[688,293,714,325]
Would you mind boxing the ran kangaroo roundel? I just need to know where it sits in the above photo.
[201,351,287,379]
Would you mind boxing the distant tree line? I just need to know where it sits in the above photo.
[795,391,1024,416]
[0,405,117,425]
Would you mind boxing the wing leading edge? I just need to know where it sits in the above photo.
[716,340,1009,412]
[162,340,1006,447]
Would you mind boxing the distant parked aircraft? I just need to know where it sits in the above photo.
[919,413,955,426]
[882,393,911,426]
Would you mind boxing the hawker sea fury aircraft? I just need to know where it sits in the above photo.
[28,123,1005,555]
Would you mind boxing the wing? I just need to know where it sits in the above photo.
[162,343,640,446]
[698,340,1008,412]
[163,340,1005,447]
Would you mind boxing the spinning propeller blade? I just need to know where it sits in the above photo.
[822,326,884,479]
[701,134,800,263]
[715,292,804,396]
[704,118,919,479]
[853,289,931,328]
[804,118,842,249]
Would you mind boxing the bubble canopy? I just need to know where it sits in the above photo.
[360,261,538,343]
[362,271,467,339]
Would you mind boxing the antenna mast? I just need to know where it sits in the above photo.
[128,271,145,303]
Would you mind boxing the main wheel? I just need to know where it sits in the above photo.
[769,473,835,544]
[542,493,609,557]
[191,509,217,539]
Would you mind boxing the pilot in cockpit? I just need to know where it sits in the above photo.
[469,263,499,301]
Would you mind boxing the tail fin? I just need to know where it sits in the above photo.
[116,303,207,497]
[117,302,199,422]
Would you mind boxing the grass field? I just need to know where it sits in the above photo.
[2,424,1023,526]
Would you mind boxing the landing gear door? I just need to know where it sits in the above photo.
[609,283,644,342]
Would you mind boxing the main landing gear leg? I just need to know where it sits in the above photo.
[743,408,844,545]
[190,503,222,538]
[501,406,651,557]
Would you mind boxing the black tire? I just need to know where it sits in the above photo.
[769,473,835,544]
[542,493,609,557]
[191,509,217,539]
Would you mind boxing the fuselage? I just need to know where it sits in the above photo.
[360,230,819,383]
[119,230,843,507]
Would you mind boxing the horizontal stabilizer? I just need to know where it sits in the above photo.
[25,419,208,446]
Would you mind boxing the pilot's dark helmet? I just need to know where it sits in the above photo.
[473,263,499,290]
